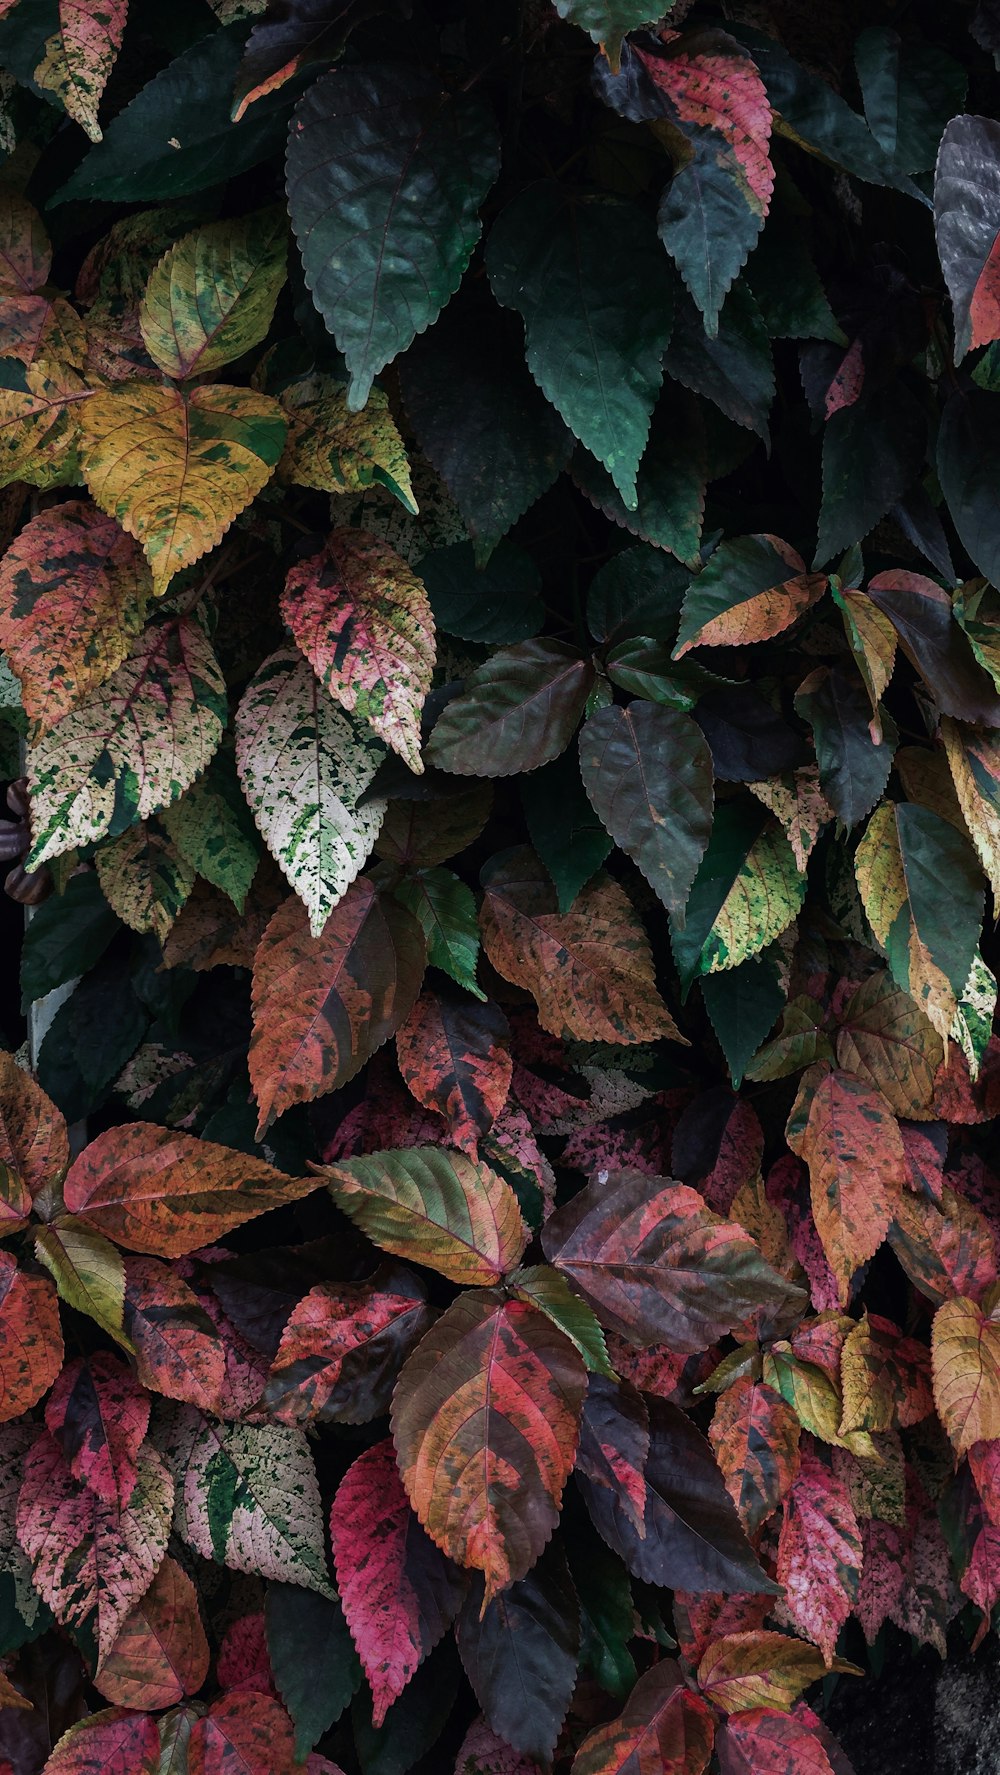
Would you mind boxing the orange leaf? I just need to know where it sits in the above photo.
[0,1253,62,1420]
[94,1555,210,1709]
[571,1659,714,1775]
[787,1066,905,1305]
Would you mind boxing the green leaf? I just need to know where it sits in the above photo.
[139,208,288,380]
[675,533,826,656]
[510,1264,616,1378]
[700,948,786,1087]
[287,63,500,408]
[579,700,714,919]
[571,386,706,567]
[521,748,612,913]
[265,1582,360,1760]
[52,25,300,204]
[392,866,484,998]
[586,545,689,646]
[419,541,543,645]
[553,0,667,69]
[487,183,674,508]
[571,1537,637,1701]
[20,868,119,1004]
[162,748,261,913]
[353,1638,460,1775]
[37,955,147,1121]
[426,639,594,778]
[666,281,774,440]
[671,801,804,990]
[794,664,895,828]
[746,210,846,344]
[855,26,965,176]
[815,380,927,567]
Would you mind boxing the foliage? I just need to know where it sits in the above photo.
[1,1,1000,1772]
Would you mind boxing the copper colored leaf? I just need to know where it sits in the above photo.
[775,1448,862,1663]
[834,970,943,1119]
[124,1255,226,1414]
[79,381,286,596]
[33,0,129,141]
[330,1438,464,1726]
[44,1352,150,1508]
[542,1167,806,1353]
[931,1293,1000,1455]
[709,1376,801,1535]
[888,1184,997,1306]
[326,1146,527,1285]
[675,535,825,656]
[94,1555,210,1710]
[427,639,594,778]
[139,209,287,380]
[480,849,680,1044]
[786,1067,905,1305]
[575,1375,650,1539]
[264,1266,433,1425]
[391,1288,587,1602]
[17,1431,173,1664]
[571,1656,715,1775]
[395,991,511,1155]
[63,1123,317,1256]
[43,1710,161,1775]
[189,1691,296,1775]
[0,1252,63,1421]
[715,1707,838,1775]
[249,881,426,1133]
[0,500,150,729]
[282,527,435,772]
[0,1050,67,1210]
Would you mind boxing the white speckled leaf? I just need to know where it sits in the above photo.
[26,614,227,869]
[235,647,386,936]
[168,1411,333,1597]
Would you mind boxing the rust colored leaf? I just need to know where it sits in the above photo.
[122,1255,227,1415]
[709,1377,801,1534]
[0,1049,68,1209]
[395,990,512,1155]
[775,1448,862,1663]
[43,1709,161,1775]
[787,1066,905,1305]
[571,1658,715,1775]
[94,1555,210,1710]
[838,1313,933,1436]
[0,1252,63,1421]
[45,1352,150,1508]
[715,1707,839,1775]
[391,1288,587,1602]
[888,1184,997,1306]
[834,970,943,1119]
[325,1147,527,1286]
[265,1266,433,1426]
[249,880,426,1134]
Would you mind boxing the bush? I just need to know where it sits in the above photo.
[0,1,999,1770]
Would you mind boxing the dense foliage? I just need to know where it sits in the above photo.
[4,0,1000,1770]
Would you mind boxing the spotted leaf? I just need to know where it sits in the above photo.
[786,1066,906,1305]
[139,209,287,380]
[189,1691,296,1775]
[33,1,129,142]
[45,1352,150,1508]
[42,1710,161,1775]
[931,1293,1000,1455]
[0,1252,63,1421]
[775,1447,862,1664]
[709,1376,801,1534]
[395,991,512,1155]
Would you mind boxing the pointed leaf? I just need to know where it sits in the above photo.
[392,866,483,997]
[287,64,499,408]
[264,1267,433,1425]
[776,1449,862,1663]
[26,614,227,869]
[456,1545,580,1764]
[575,1375,650,1539]
[35,1217,130,1347]
[0,500,150,730]
[675,535,823,656]
[672,809,806,987]
[511,1265,616,1378]
[935,115,1000,362]
[395,992,511,1155]
[79,381,286,595]
[45,1353,150,1508]
[63,1123,316,1256]
[542,1167,806,1352]
[33,0,128,141]
[233,0,392,120]
[865,568,1000,723]
[139,209,287,380]
[0,1049,67,1210]
[331,1439,464,1727]
[932,1293,1000,1454]
[426,639,594,778]
[43,1710,161,1775]
[161,749,261,914]
[709,1376,801,1535]
[698,1630,854,1714]
[786,1067,904,1305]
[391,1289,587,1602]
[281,528,434,772]
[94,1555,209,1710]
[123,1255,226,1415]
[235,647,387,935]
[834,969,943,1118]
[716,1707,838,1775]
[189,1691,296,1775]
[555,2,664,67]
[280,375,416,512]
[325,1146,527,1285]
[265,1581,360,1761]
[571,1657,714,1775]
[96,821,195,943]
[249,880,426,1132]
[572,385,707,567]
[793,664,894,828]
[942,716,1000,900]
[0,1252,62,1421]
[0,189,50,293]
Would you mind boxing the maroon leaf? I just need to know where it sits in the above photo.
[571,1657,715,1775]
[574,1374,650,1539]
[716,1706,839,1775]
[123,1254,227,1415]
[45,1352,151,1508]
[455,1544,580,1765]
[265,1264,433,1426]
[426,638,595,777]
[395,989,512,1155]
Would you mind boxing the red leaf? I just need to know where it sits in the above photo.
[786,1067,905,1305]
[217,1613,276,1697]
[249,881,425,1134]
[265,1267,433,1426]
[45,1353,150,1508]
[94,1555,210,1710]
[635,32,773,212]
[123,1255,227,1415]
[887,1183,997,1306]
[673,1592,773,1667]
[42,1709,161,1775]
[396,990,512,1155]
[709,1377,801,1534]
[541,1167,805,1352]
[571,1658,715,1775]
[330,1438,464,1725]
[0,1252,63,1421]
[392,1289,587,1602]
[776,1448,862,1663]
[189,1691,296,1775]
[0,1050,67,1217]
[855,1516,907,1644]
[716,1707,839,1775]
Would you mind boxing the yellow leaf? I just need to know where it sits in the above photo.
[140,209,287,380]
[35,1215,133,1350]
[0,354,88,490]
[932,1293,1000,1455]
[279,374,417,513]
[79,380,286,595]
[942,716,1000,901]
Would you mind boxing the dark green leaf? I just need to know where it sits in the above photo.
[37,954,147,1121]
[266,1581,361,1759]
[353,1637,460,1775]
[426,639,595,777]
[666,281,774,440]
[700,947,786,1087]
[815,380,927,567]
[855,26,966,176]
[938,388,1000,595]
[794,663,896,826]
[20,870,119,1004]
[569,1534,637,1701]
[746,210,846,344]
[419,541,544,645]
[521,749,612,913]
[571,385,706,567]
[670,798,765,992]
[586,545,689,646]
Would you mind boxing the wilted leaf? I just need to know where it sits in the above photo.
[139,209,287,379]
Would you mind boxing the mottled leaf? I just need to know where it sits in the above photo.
[709,1377,801,1534]
[0,1048,67,1213]
[426,639,594,778]
[866,569,1000,724]
[264,1266,433,1425]
[0,1252,62,1421]
[786,1066,905,1305]
[123,1255,226,1415]
[676,535,823,657]
[94,1555,209,1710]
[575,1375,649,1538]
[572,1656,714,1775]
[715,1707,839,1775]
[33,0,128,141]
[775,1449,862,1663]
[395,992,511,1155]
[698,1630,855,1714]
[326,1145,527,1285]
[280,375,416,512]
[139,209,287,380]
[96,821,195,943]
[834,969,943,1118]
[932,1293,1000,1454]
[189,1691,296,1775]
[672,808,806,987]
[45,1352,149,1509]
[42,1710,161,1775]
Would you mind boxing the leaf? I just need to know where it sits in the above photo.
[0,189,50,293]
[426,639,594,778]
[94,1555,209,1710]
[793,665,894,828]
[0,354,87,493]
[455,1719,541,1775]
[169,1412,333,1597]
[456,1546,580,1764]
[26,613,227,869]
[937,386,1000,590]
[666,280,774,440]
[235,648,387,934]
[838,1313,932,1435]
[79,381,286,596]
[233,0,391,119]
[162,749,261,914]
[264,1267,433,1425]
[35,1217,130,1348]
[511,1266,616,1378]
[888,1184,997,1307]
[16,1432,173,1663]
[931,1293,1000,1454]
[265,1582,360,1761]
[941,717,1000,901]
[522,748,613,914]
[834,969,943,1117]
[287,64,499,409]
[572,385,708,568]
[831,583,897,735]
[395,993,511,1154]
[96,821,196,943]
[42,1711,161,1775]
[579,1394,779,1594]
[281,528,434,772]
[698,1630,854,1714]
[33,0,128,141]
[392,866,483,998]
[709,1377,801,1535]
[574,1375,650,1538]
[486,183,674,507]
[480,849,679,1044]
[775,1448,862,1663]
[854,800,985,1041]
[189,1691,296,1775]
[0,499,150,729]
[786,1067,905,1305]
[542,1166,805,1352]
[0,1252,63,1422]
[701,951,788,1089]
[325,1146,527,1285]
[63,1123,316,1256]
[123,1255,226,1415]
[280,375,416,512]
[715,1707,838,1775]
[672,808,806,987]
[578,700,713,919]
[139,209,287,380]
[249,880,425,1133]
[675,535,824,657]
[19,867,120,1005]
[865,569,1000,724]
[44,1353,149,1509]
[331,1439,464,1727]
[572,1657,714,1775]
[856,26,965,175]
[375,785,492,868]
[555,1,664,68]
[814,380,926,567]
[0,1048,68,1209]
[935,115,1000,362]
[391,1288,587,1602]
